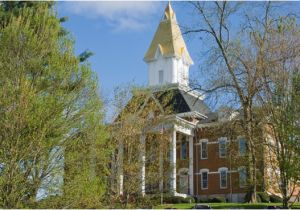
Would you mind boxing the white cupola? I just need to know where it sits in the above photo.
[143,2,193,87]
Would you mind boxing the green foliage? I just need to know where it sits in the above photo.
[135,195,155,209]
[157,202,300,209]
[79,50,94,62]
[163,195,195,204]
[208,196,226,203]
[195,197,209,203]
[257,192,270,203]
[0,3,108,208]
[270,194,283,203]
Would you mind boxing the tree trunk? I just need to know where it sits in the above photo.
[245,104,257,203]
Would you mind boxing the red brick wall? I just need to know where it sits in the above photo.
[193,126,247,196]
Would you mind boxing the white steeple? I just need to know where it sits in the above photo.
[144,2,193,87]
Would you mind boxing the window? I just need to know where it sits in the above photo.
[200,140,208,159]
[219,137,227,158]
[201,170,209,189]
[159,70,164,84]
[219,168,228,189]
[239,167,247,187]
[238,137,247,156]
[0,163,4,175]
[181,141,187,160]
[179,168,189,194]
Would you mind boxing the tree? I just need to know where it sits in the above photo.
[185,1,268,202]
[185,1,300,202]
[109,84,174,208]
[257,16,300,208]
[0,3,108,208]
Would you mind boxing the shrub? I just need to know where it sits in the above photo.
[199,198,209,203]
[208,196,226,203]
[148,194,163,205]
[244,191,262,203]
[257,192,270,203]
[135,196,153,208]
[257,195,262,203]
[184,196,195,203]
[194,196,208,203]
[244,191,251,202]
[163,195,194,204]
[270,194,283,203]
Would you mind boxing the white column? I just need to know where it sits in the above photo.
[117,139,124,195]
[170,129,177,194]
[140,134,146,196]
[188,135,194,195]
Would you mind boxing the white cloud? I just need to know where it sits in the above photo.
[61,1,163,31]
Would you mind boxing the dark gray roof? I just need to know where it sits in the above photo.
[115,87,212,122]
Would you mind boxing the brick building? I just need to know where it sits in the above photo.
[110,2,296,202]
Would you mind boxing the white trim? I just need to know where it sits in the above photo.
[170,129,177,194]
[195,141,218,145]
[218,167,228,189]
[195,169,237,175]
[175,116,197,127]
[199,139,208,159]
[218,137,227,158]
[200,169,209,190]
[188,136,194,195]
[177,111,207,120]
[208,171,219,174]
[197,121,220,128]
[178,84,204,100]
[174,124,193,136]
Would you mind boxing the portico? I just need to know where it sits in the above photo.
[169,118,195,197]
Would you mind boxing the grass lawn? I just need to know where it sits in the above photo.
[155,202,300,209]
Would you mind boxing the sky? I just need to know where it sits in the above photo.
[56,1,205,120]
[56,1,300,122]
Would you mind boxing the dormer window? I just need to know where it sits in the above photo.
[159,70,164,84]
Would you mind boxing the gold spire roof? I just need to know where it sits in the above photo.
[143,2,193,64]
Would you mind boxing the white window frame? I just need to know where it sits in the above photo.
[218,167,228,189]
[158,70,164,84]
[238,166,247,188]
[200,169,209,190]
[200,139,208,159]
[218,137,227,158]
[238,136,247,156]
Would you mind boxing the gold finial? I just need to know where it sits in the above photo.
[164,1,174,20]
